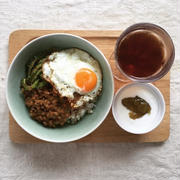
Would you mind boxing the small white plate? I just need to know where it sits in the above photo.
[112,83,165,134]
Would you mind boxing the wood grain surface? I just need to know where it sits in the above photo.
[8,30,170,143]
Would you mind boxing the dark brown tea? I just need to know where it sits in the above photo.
[117,30,165,77]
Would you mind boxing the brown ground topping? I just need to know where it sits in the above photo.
[23,86,82,128]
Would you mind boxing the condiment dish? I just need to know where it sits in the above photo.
[112,83,165,134]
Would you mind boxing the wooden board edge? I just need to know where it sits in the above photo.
[9,117,170,144]
[9,29,122,39]
[8,30,170,144]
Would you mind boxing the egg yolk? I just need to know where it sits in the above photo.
[75,68,97,92]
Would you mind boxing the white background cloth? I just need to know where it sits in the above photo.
[0,0,180,179]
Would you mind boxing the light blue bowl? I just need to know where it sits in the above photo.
[6,33,114,143]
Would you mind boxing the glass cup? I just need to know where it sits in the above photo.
[110,23,175,82]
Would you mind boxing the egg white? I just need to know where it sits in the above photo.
[42,48,102,107]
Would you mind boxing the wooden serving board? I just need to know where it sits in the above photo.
[8,30,170,143]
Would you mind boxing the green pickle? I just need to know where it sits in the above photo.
[122,96,151,119]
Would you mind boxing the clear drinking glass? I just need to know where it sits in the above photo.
[110,23,175,82]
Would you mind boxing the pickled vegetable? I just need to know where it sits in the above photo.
[122,96,151,119]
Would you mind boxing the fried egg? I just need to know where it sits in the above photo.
[42,48,102,107]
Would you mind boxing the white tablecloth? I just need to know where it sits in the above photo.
[0,0,180,179]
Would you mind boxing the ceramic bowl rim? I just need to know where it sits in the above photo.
[112,82,165,134]
[6,33,114,143]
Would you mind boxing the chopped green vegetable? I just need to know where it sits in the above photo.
[37,81,48,89]
[31,69,42,83]
[21,79,33,91]
[27,56,39,78]
[21,56,48,91]
[31,79,40,89]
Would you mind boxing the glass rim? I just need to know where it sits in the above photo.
[114,22,175,83]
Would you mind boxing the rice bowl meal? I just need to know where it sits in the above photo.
[7,33,114,143]
[20,48,102,128]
